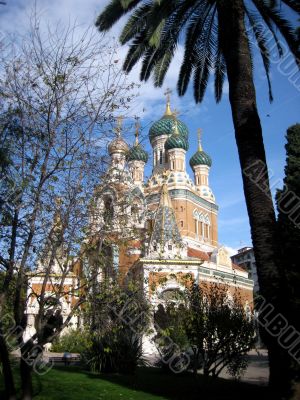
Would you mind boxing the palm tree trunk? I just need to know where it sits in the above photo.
[217,0,290,396]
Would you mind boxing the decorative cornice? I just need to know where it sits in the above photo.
[146,188,219,211]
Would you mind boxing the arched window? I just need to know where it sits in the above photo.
[159,150,163,164]
[101,244,115,280]
[103,197,114,224]
[159,289,184,302]
[131,200,141,223]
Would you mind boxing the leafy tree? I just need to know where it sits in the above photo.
[154,283,254,378]
[275,123,300,393]
[154,302,189,372]
[184,283,255,378]
[82,279,149,374]
[96,1,299,395]
[0,17,136,400]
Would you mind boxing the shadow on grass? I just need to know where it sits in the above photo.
[82,366,272,400]
[0,364,272,400]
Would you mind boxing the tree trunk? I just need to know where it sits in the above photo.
[217,0,289,397]
[20,355,33,400]
[0,329,17,400]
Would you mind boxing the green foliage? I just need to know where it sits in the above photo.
[50,329,91,354]
[184,283,255,378]
[96,1,299,103]
[82,329,143,374]
[154,283,255,378]
[82,279,150,374]
[276,123,300,375]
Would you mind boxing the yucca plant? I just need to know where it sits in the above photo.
[96,1,299,396]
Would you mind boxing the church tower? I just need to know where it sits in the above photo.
[149,90,189,174]
[108,117,129,171]
[190,129,215,203]
[127,121,148,187]
[165,118,188,172]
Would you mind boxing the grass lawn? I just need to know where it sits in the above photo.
[0,366,271,400]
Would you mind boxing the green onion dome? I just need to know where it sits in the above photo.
[189,150,212,168]
[127,144,148,163]
[165,133,189,151]
[149,102,189,144]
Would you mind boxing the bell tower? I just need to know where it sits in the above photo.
[127,121,148,187]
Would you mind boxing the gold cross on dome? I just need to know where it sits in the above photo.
[164,88,172,116]
[114,116,124,137]
[134,119,140,145]
[164,88,172,103]
[197,128,203,151]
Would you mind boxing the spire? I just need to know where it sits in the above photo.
[164,88,172,116]
[149,183,182,251]
[159,182,173,208]
[114,116,124,137]
[197,128,203,151]
[134,120,140,145]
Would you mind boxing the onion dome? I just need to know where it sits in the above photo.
[108,136,129,155]
[149,97,189,143]
[190,151,212,167]
[189,129,212,168]
[127,144,148,163]
[127,122,148,163]
[108,116,129,155]
[165,120,189,151]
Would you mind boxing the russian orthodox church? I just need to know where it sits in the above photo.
[88,96,253,305]
[24,95,254,346]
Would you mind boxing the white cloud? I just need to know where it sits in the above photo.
[224,246,238,257]
[0,1,192,123]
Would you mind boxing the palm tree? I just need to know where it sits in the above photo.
[96,0,299,396]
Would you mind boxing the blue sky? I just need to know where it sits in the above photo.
[1,0,299,253]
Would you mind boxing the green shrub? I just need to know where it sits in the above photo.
[51,328,91,354]
[82,329,144,374]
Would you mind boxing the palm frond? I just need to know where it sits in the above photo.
[252,0,284,57]
[178,2,214,96]
[281,0,300,13]
[193,7,218,103]
[214,17,226,103]
[119,4,152,45]
[153,49,173,87]
[245,7,274,101]
[140,48,158,81]
[123,34,148,73]
[253,0,300,67]
[96,0,141,32]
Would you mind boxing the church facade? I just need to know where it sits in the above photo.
[89,97,253,307]
[24,97,254,344]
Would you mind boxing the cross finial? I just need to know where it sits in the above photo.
[163,88,172,116]
[197,128,203,151]
[114,116,124,137]
[134,119,140,145]
[164,87,172,103]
